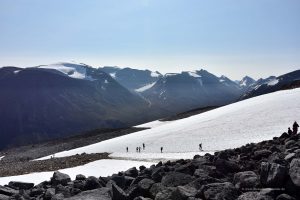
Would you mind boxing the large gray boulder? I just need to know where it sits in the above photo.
[51,171,71,186]
[65,187,111,200]
[233,171,258,189]
[289,158,300,187]
[260,162,287,187]
[200,182,239,200]
[8,181,34,190]
[237,192,273,200]
[161,172,194,187]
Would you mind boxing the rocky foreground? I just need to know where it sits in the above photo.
[1,132,300,200]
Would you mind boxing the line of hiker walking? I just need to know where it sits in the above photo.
[288,121,299,135]
[126,143,203,153]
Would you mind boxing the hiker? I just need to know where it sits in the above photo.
[288,127,293,135]
[126,147,128,152]
[293,121,299,134]
[199,143,202,151]
[136,147,138,152]
[160,147,163,153]
[138,147,141,153]
[143,143,145,150]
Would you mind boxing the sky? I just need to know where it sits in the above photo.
[0,0,299,80]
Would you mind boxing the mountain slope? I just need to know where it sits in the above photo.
[38,87,300,161]
[99,66,162,91]
[140,70,242,113]
[241,70,300,99]
[0,63,161,149]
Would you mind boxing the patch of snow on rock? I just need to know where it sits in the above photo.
[38,63,96,81]
[151,71,161,77]
[187,71,201,78]
[267,79,279,86]
[135,82,156,92]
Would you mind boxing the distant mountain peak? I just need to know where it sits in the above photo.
[37,62,98,81]
[240,76,256,87]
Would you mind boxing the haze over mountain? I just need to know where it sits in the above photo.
[0,62,299,149]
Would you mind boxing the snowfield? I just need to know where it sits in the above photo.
[38,88,300,161]
[38,62,96,81]
[0,159,154,185]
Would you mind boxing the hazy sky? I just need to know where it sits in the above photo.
[0,0,299,80]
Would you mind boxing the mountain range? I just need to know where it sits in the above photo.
[0,62,299,149]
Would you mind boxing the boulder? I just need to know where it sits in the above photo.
[151,167,165,182]
[149,183,166,198]
[51,171,71,186]
[172,185,197,199]
[44,188,55,200]
[260,162,288,187]
[65,187,111,200]
[155,187,176,200]
[237,192,273,200]
[289,158,300,187]
[55,184,72,198]
[285,153,296,162]
[137,178,155,193]
[0,194,9,200]
[188,176,221,190]
[276,193,296,200]
[199,182,239,200]
[111,174,126,188]
[175,162,196,175]
[112,183,128,200]
[84,176,101,190]
[0,185,18,196]
[133,197,152,200]
[125,167,139,178]
[30,187,45,197]
[161,172,194,187]
[233,171,258,189]
[254,150,272,160]
[215,159,240,173]
[75,174,86,181]
[8,181,34,190]
[268,163,287,187]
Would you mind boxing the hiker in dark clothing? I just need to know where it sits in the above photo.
[293,121,299,134]
[138,147,141,153]
[199,143,202,151]
[136,147,138,152]
[126,147,128,152]
[143,143,145,150]
[288,127,293,135]
[160,147,163,153]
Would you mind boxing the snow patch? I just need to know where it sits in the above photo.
[0,159,154,185]
[36,88,300,161]
[135,82,156,92]
[187,71,201,78]
[165,73,178,77]
[151,71,161,77]
[38,63,96,81]
[0,156,4,160]
[110,72,116,78]
[267,79,279,86]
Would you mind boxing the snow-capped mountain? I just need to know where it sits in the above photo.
[239,76,256,89]
[99,66,162,91]
[0,63,162,149]
[241,70,300,99]
[140,69,243,114]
